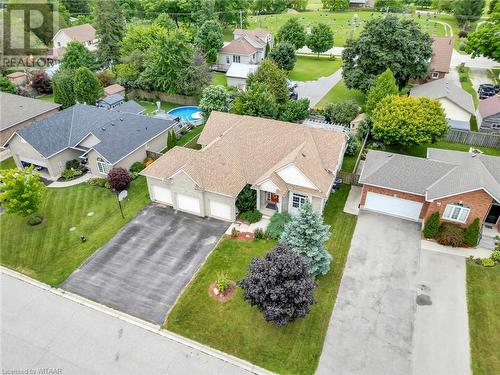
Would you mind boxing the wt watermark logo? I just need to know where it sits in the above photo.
[2,1,59,68]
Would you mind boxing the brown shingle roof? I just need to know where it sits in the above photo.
[104,84,125,96]
[142,112,347,198]
[220,37,257,55]
[58,24,96,42]
[478,95,500,118]
[430,36,454,74]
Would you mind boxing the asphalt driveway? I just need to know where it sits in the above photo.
[62,204,228,324]
[316,212,421,375]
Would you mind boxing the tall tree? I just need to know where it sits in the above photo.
[465,3,500,61]
[52,69,75,108]
[372,96,448,146]
[95,0,125,67]
[280,99,310,123]
[253,0,291,13]
[268,42,297,71]
[342,16,432,91]
[74,67,103,105]
[246,60,289,106]
[277,18,306,50]
[306,23,334,59]
[280,201,332,277]
[365,68,399,115]
[195,20,224,64]
[453,0,485,30]
[61,0,89,16]
[60,41,99,71]
[199,85,229,114]
[232,83,279,119]
[322,0,349,11]
[214,0,252,27]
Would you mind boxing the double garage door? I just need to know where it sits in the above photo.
[364,192,423,222]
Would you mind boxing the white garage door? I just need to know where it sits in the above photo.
[209,200,232,221]
[365,192,423,221]
[152,185,172,205]
[177,194,201,214]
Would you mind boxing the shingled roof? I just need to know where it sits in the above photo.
[220,37,258,55]
[1,92,60,131]
[430,36,454,74]
[56,24,96,42]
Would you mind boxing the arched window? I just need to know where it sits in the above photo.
[442,203,470,223]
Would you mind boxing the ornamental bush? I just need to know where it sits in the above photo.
[323,100,359,124]
[436,223,465,247]
[491,249,500,263]
[65,159,80,170]
[107,167,130,191]
[481,258,495,267]
[265,212,292,240]
[423,212,440,239]
[238,243,316,327]
[464,218,480,247]
[129,161,145,173]
[240,210,262,223]
[236,185,256,212]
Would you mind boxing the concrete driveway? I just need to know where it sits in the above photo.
[296,68,343,106]
[63,204,228,324]
[316,212,421,375]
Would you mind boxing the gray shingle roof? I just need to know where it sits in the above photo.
[16,104,177,164]
[116,100,144,114]
[98,94,124,106]
[410,78,475,115]
[1,93,60,131]
[360,149,500,201]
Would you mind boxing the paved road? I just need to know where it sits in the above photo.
[451,49,500,69]
[296,68,343,107]
[63,204,228,324]
[1,271,255,375]
[412,249,471,375]
[468,67,494,92]
[317,212,421,375]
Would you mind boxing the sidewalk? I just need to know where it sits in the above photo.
[421,239,493,259]
[47,172,93,188]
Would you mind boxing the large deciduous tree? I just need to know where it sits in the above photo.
[465,3,500,61]
[74,67,103,105]
[52,69,75,109]
[232,83,279,119]
[195,20,224,64]
[322,0,349,11]
[453,0,485,30]
[342,16,432,91]
[277,18,306,50]
[199,85,229,114]
[246,60,289,106]
[238,243,316,327]
[61,41,99,71]
[323,101,359,124]
[268,42,297,71]
[365,68,399,115]
[95,0,125,67]
[280,201,332,277]
[306,23,333,59]
[371,96,448,146]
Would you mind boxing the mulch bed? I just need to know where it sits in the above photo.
[208,281,237,303]
[225,231,254,241]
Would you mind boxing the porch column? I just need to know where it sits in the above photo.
[256,189,261,211]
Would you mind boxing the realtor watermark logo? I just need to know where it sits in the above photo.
[2,1,59,68]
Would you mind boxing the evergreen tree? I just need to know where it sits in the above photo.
[52,69,75,109]
[166,129,177,151]
[60,41,99,71]
[95,0,125,67]
[365,68,399,115]
[280,201,332,277]
[74,67,103,105]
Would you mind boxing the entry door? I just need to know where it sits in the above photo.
[486,204,500,225]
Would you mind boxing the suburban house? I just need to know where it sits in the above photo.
[233,28,273,47]
[104,84,126,97]
[97,94,125,109]
[51,24,98,59]
[349,0,375,7]
[225,63,258,90]
[359,149,500,232]
[410,79,476,130]
[426,36,454,81]
[477,95,500,133]
[0,93,60,149]
[141,112,348,222]
[4,104,178,179]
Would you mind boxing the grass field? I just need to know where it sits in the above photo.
[37,94,55,103]
[382,141,500,158]
[136,100,178,114]
[166,185,357,375]
[0,177,150,286]
[212,71,228,86]
[457,67,479,108]
[0,157,16,170]
[467,262,500,375]
[289,55,342,81]
[316,79,366,109]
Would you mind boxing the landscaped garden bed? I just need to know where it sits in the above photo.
[165,185,357,375]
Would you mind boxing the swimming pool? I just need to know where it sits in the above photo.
[167,106,204,123]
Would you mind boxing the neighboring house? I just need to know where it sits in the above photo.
[0,93,60,149]
[233,28,273,47]
[97,94,125,109]
[477,95,500,133]
[225,63,258,90]
[51,24,98,59]
[6,71,27,86]
[141,112,348,222]
[427,36,454,81]
[4,104,178,179]
[359,149,500,231]
[104,84,125,97]
[410,79,476,130]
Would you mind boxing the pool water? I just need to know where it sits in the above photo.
[167,106,203,122]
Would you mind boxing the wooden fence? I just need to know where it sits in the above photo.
[338,171,361,186]
[444,129,500,149]
[146,150,163,161]
[128,89,197,106]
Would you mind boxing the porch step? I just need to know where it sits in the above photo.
[479,236,498,250]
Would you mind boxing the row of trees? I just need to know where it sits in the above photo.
[277,18,334,58]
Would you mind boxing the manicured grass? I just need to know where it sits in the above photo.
[467,262,500,375]
[0,177,150,286]
[289,55,342,81]
[316,79,366,109]
[136,100,178,114]
[382,141,500,158]
[37,94,55,103]
[341,149,360,173]
[212,72,228,86]
[0,157,16,170]
[177,126,205,147]
[166,185,357,375]
[457,67,479,109]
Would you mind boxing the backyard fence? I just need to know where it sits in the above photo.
[146,150,162,161]
[338,171,361,186]
[444,129,500,149]
[128,89,197,106]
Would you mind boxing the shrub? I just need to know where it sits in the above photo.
[236,185,256,212]
[88,177,107,187]
[423,212,440,239]
[345,137,360,156]
[61,168,83,180]
[458,30,468,38]
[129,161,145,173]
[27,216,43,226]
[265,212,292,240]
[215,271,230,293]
[65,159,80,170]
[238,243,316,327]
[491,249,500,263]
[107,167,131,191]
[436,223,465,247]
[31,70,52,94]
[231,227,238,238]
[464,218,480,247]
[240,210,263,224]
[129,171,140,180]
[254,228,265,240]
[323,100,359,124]
[482,258,495,267]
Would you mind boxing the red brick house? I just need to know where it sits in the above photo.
[359,149,500,233]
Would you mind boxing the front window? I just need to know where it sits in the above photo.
[96,158,111,175]
[443,203,470,223]
[233,55,241,63]
[226,56,230,64]
[431,71,439,79]
[292,193,307,209]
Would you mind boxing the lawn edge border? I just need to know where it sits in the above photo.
[1,266,276,375]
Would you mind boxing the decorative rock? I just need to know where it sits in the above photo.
[213,287,219,295]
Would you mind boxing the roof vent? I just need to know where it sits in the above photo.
[101,127,106,131]
[111,122,115,126]
[302,153,306,157]
[120,118,123,121]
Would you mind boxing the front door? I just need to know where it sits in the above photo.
[485,204,500,225]
[266,192,279,210]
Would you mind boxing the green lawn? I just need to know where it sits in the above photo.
[457,67,479,109]
[161,125,205,153]
[37,94,55,103]
[289,56,342,81]
[467,262,500,375]
[316,80,366,109]
[341,144,362,173]
[136,100,178,114]
[212,72,228,86]
[0,177,150,286]
[166,185,357,375]
[382,141,500,158]
[487,68,500,84]
[0,157,16,170]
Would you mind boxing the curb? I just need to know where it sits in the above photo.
[1,267,275,375]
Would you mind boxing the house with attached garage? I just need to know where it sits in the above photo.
[4,104,179,180]
[359,149,500,232]
[141,112,348,222]
[477,95,500,133]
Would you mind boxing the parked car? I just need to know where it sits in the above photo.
[290,90,298,100]
[287,79,298,91]
[478,84,497,99]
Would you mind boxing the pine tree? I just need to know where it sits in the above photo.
[94,0,125,67]
[280,201,332,277]
[365,68,399,115]
[74,67,103,105]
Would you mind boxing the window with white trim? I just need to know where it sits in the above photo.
[431,71,439,79]
[442,203,470,223]
[292,193,307,209]
[96,158,111,175]
[233,55,241,63]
